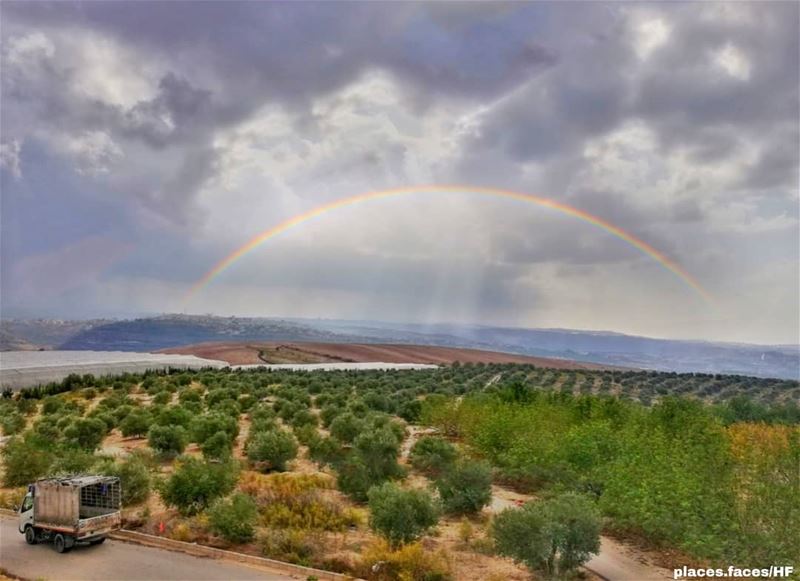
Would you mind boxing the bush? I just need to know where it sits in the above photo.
[148,424,188,457]
[353,427,404,481]
[152,391,171,405]
[259,528,321,565]
[368,482,440,547]
[159,456,238,515]
[120,409,152,438]
[63,417,108,451]
[191,413,239,444]
[1,436,54,486]
[359,539,452,581]
[329,412,365,444]
[201,430,233,460]
[308,436,345,468]
[99,456,151,506]
[410,436,457,476]
[155,405,194,429]
[0,412,26,436]
[208,492,258,543]
[435,460,492,515]
[51,447,96,474]
[336,457,375,502]
[246,429,298,472]
[493,493,601,579]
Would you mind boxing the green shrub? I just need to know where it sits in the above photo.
[329,412,365,444]
[201,430,233,460]
[0,412,26,436]
[1,436,54,486]
[208,492,258,543]
[246,429,298,471]
[98,456,151,506]
[308,436,345,468]
[159,456,238,515]
[152,391,171,405]
[120,409,152,438]
[41,397,64,415]
[435,460,493,515]
[367,482,440,547]
[50,446,96,474]
[147,424,188,457]
[289,408,318,429]
[191,413,239,444]
[155,405,194,429]
[353,427,403,481]
[493,493,601,579]
[63,417,108,451]
[410,436,457,476]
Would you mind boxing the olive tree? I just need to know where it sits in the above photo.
[493,493,601,579]
[367,482,440,547]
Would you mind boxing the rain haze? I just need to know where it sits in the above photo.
[1,1,798,345]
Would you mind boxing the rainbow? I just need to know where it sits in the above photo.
[184,185,711,303]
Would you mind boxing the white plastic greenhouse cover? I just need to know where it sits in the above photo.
[0,351,228,390]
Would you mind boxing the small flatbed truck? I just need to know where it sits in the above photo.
[18,475,122,553]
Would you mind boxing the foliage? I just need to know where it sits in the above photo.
[259,528,322,566]
[201,430,233,460]
[208,492,259,543]
[191,413,239,444]
[159,456,239,515]
[367,482,440,547]
[409,436,457,476]
[435,460,493,515]
[493,494,602,579]
[63,417,108,451]
[1,436,54,486]
[246,429,298,471]
[147,424,188,457]
[0,412,26,436]
[120,409,152,438]
[329,412,365,443]
[96,455,151,506]
[359,539,452,581]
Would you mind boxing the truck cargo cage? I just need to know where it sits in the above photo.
[79,479,121,518]
[34,476,122,523]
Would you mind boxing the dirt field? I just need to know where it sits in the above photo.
[161,341,614,370]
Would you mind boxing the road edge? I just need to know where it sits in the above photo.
[1,510,358,581]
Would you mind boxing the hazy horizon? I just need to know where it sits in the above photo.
[2,2,798,345]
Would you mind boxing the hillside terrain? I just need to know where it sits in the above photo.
[1,364,797,580]
[2,314,797,379]
[161,341,614,369]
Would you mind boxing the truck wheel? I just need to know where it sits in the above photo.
[24,526,38,545]
[54,533,70,553]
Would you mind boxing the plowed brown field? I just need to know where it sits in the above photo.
[160,341,613,370]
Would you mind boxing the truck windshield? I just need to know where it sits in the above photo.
[20,495,33,512]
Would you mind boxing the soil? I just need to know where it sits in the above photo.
[161,341,615,369]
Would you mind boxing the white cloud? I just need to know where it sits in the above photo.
[714,43,751,81]
[0,139,22,178]
[630,13,671,60]
[53,130,124,176]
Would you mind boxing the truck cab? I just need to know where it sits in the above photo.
[17,492,34,537]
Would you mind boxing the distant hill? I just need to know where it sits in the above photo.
[2,314,797,379]
[57,314,351,351]
[0,328,42,351]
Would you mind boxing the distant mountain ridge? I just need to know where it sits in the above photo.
[1,314,798,379]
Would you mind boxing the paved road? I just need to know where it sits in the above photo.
[0,519,292,581]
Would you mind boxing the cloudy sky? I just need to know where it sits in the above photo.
[1,2,797,344]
